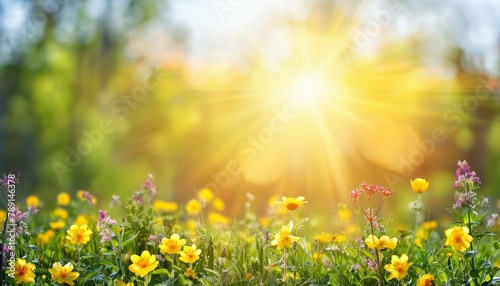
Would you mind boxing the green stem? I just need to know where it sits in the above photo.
[375,249,384,286]
[367,206,384,286]
[467,209,475,272]
[283,248,287,284]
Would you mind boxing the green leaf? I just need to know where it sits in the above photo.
[202,268,221,278]
[158,278,178,286]
[122,232,140,248]
[178,274,194,285]
[464,249,477,259]
[447,208,464,222]
[109,271,120,279]
[83,270,99,281]
[360,249,375,260]
[151,268,171,275]
[398,229,413,237]
[494,240,500,250]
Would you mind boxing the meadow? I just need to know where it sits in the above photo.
[1,160,499,285]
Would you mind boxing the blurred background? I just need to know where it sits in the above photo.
[1,0,499,223]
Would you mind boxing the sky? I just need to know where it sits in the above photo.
[164,0,500,74]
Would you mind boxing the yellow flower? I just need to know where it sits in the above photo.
[0,209,6,222]
[365,235,398,250]
[378,235,398,250]
[365,235,380,249]
[185,267,196,279]
[159,233,186,255]
[57,192,71,206]
[415,229,426,248]
[116,280,134,286]
[153,200,178,213]
[48,262,80,285]
[384,254,412,281]
[198,187,214,203]
[268,195,286,214]
[421,220,438,231]
[445,226,473,252]
[12,258,36,284]
[271,221,301,249]
[276,196,307,211]
[66,224,93,245]
[50,221,66,230]
[187,219,197,231]
[333,233,347,244]
[285,272,300,281]
[54,208,69,219]
[25,195,39,208]
[76,190,84,199]
[179,244,202,264]
[410,178,429,194]
[259,216,270,227]
[338,204,351,221]
[128,250,159,278]
[74,215,89,226]
[245,273,253,281]
[314,232,334,244]
[212,197,225,211]
[185,199,202,216]
[208,212,230,226]
[417,273,435,286]
[38,230,55,245]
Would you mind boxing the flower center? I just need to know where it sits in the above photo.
[17,266,27,275]
[138,258,149,268]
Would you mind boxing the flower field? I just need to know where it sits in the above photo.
[1,161,499,285]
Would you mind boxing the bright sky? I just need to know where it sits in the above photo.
[166,0,500,74]
[166,0,309,68]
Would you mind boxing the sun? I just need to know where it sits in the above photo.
[289,73,326,106]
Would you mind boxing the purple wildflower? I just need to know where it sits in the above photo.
[479,196,489,208]
[367,259,378,271]
[9,207,30,237]
[1,245,12,271]
[97,210,117,243]
[27,206,39,216]
[487,213,498,229]
[142,174,157,198]
[454,160,481,189]
[354,237,365,248]
[109,195,121,208]
[155,254,165,262]
[453,191,477,209]
[147,234,163,246]
[80,191,96,206]
[132,191,144,204]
